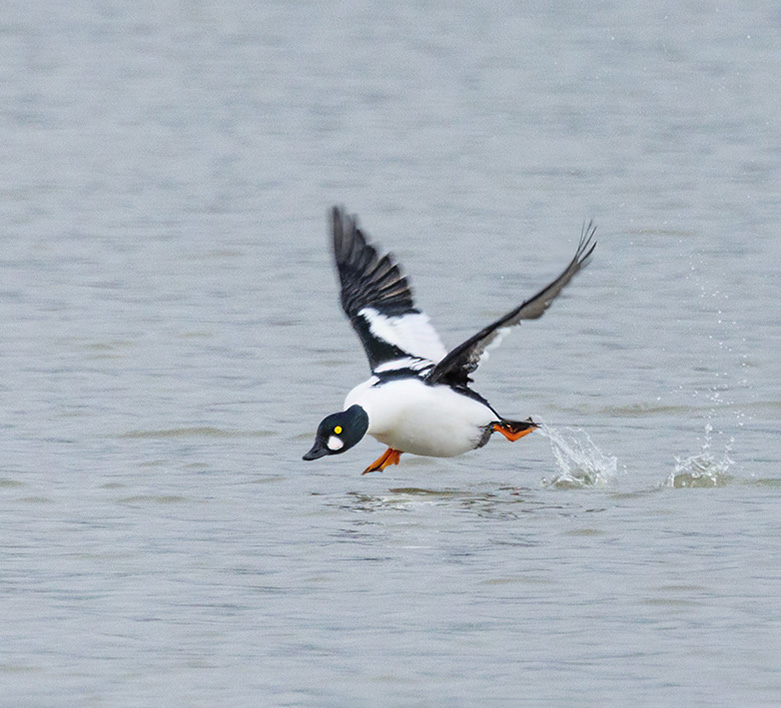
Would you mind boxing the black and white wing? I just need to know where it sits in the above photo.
[331,206,448,374]
[426,222,597,387]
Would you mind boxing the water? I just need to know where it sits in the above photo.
[2,1,780,706]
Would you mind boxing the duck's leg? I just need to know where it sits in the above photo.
[492,418,538,442]
[362,447,403,475]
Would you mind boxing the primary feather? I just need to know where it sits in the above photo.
[426,221,596,387]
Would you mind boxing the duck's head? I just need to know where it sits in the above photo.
[303,404,369,461]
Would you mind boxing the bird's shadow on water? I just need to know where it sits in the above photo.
[336,484,609,521]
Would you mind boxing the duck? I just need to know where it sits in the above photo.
[303,206,596,475]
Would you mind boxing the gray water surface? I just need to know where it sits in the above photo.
[2,2,780,706]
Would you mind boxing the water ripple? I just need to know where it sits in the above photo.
[119,428,274,439]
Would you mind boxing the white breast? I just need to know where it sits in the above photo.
[344,377,495,457]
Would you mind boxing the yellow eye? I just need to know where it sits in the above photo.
[334,425,342,435]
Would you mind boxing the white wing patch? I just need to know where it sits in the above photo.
[477,326,512,366]
[373,357,435,374]
[359,307,448,364]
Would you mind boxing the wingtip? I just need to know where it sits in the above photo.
[331,204,348,228]
[331,204,357,261]
[580,219,597,244]
[577,220,597,264]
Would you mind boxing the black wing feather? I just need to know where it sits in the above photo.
[331,206,447,372]
[426,221,597,387]
[332,206,415,318]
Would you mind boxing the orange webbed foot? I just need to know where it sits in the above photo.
[492,419,538,442]
[362,447,403,475]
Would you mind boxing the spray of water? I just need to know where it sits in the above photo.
[664,423,733,488]
[536,421,619,489]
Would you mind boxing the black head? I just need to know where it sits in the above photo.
[303,404,369,461]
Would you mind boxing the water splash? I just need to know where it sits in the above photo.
[537,423,618,489]
[664,424,733,488]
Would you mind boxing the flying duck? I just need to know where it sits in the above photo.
[303,206,596,474]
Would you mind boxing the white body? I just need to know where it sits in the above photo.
[344,377,495,457]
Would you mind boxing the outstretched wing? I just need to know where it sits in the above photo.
[426,221,596,387]
[331,206,448,373]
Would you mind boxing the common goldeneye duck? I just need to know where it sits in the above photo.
[303,206,596,475]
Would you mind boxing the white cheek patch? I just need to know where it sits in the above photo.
[327,435,344,451]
